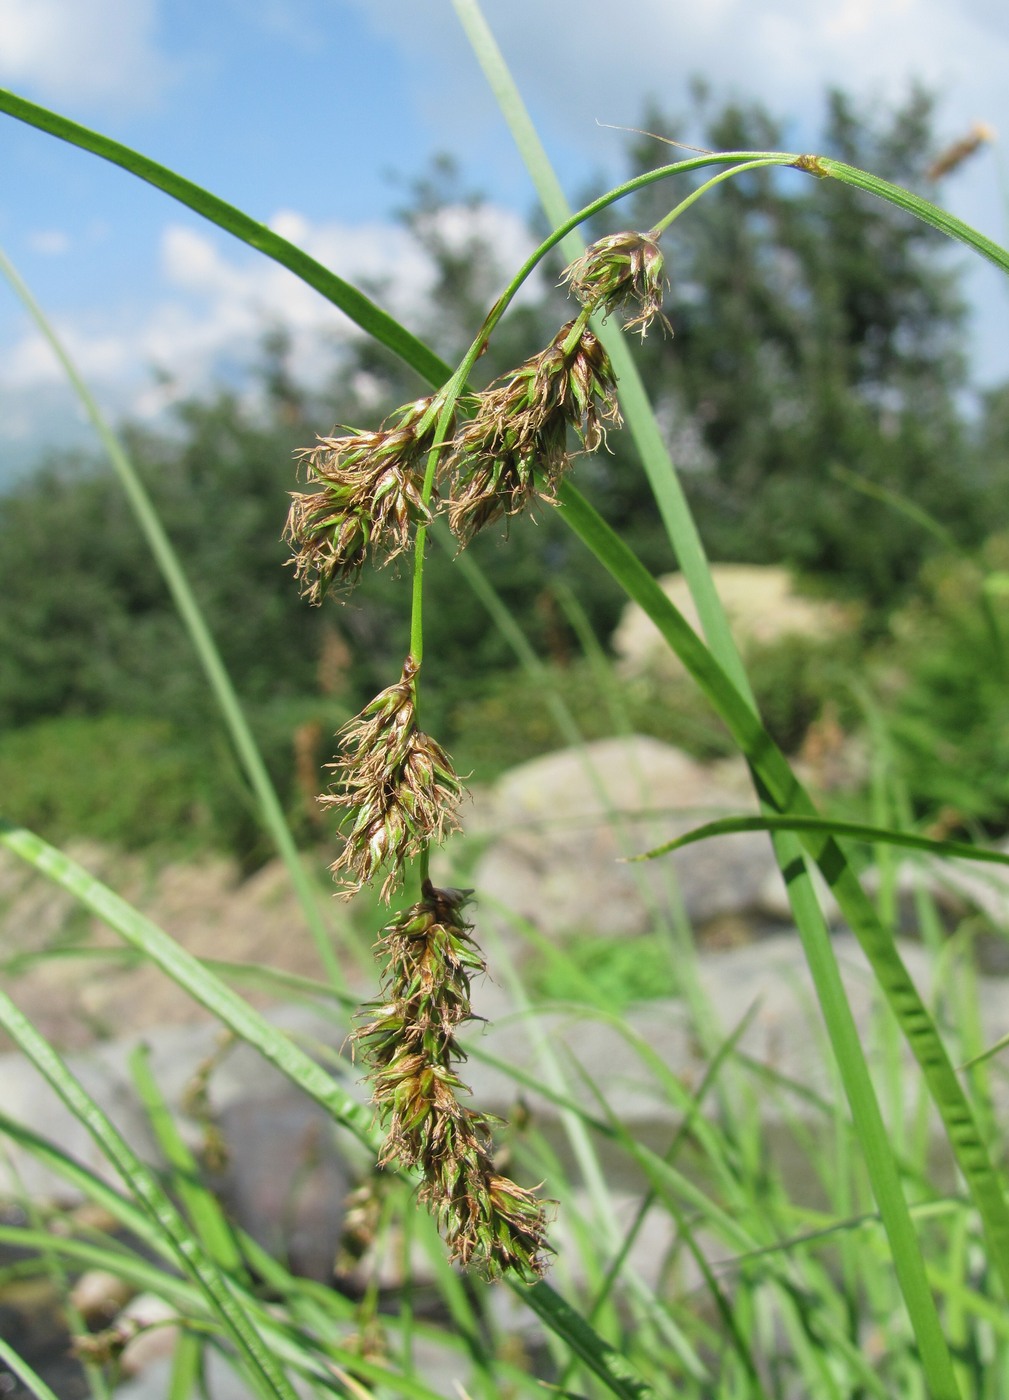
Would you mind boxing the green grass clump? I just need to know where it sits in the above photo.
[0,715,207,853]
[526,931,677,1011]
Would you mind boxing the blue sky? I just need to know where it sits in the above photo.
[1,0,1008,483]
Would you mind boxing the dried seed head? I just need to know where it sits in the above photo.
[926,121,995,181]
[562,230,672,338]
[286,396,448,602]
[322,658,464,901]
[356,883,553,1280]
[447,321,620,545]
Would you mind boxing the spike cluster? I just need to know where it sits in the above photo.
[447,319,620,543]
[562,230,672,338]
[321,656,463,901]
[286,396,446,602]
[284,231,672,1279]
[356,883,553,1280]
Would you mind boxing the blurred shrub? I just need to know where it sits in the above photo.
[446,628,862,785]
[0,714,209,852]
[880,535,1009,829]
[443,660,733,783]
[0,700,348,862]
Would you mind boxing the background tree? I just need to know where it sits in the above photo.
[592,86,984,599]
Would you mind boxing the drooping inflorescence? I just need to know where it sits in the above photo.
[284,231,670,1279]
[355,882,553,1280]
[562,230,672,338]
[285,396,448,602]
[447,318,620,544]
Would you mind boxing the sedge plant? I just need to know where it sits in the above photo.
[2,3,1009,1394]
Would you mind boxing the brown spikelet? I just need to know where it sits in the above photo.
[562,230,672,338]
[322,657,464,901]
[285,396,450,602]
[446,320,620,544]
[356,882,553,1280]
[926,122,995,181]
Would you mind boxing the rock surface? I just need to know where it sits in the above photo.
[470,735,787,953]
[0,841,359,1053]
[612,563,854,681]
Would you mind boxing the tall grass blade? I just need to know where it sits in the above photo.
[0,1335,62,1400]
[0,245,344,991]
[128,1043,245,1275]
[166,1330,203,1400]
[0,987,301,1400]
[449,0,751,696]
[455,15,981,1389]
[519,1281,656,1400]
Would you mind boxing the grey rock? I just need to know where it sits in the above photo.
[213,1092,353,1283]
[612,564,854,683]
[470,736,776,952]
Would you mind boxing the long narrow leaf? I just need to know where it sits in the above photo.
[628,813,1009,867]
[0,1335,62,1400]
[818,158,1009,276]
[450,0,753,697]
[0,87,448,389]
[520,1281,655,1400]
[128,1043,245,1275]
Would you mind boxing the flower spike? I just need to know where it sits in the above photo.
[562,230,672,338]
[322,657,464,901]
[357,882,553,1279]
[447,320,620,544]
[286,396,449,601]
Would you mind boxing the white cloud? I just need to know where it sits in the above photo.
[26,229,70,256]
[0,203,541,420]
[0,0,171,107]
[344,0,1009,387]
[347,0,1009,174]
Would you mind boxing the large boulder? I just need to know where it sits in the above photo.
[468,735,779,953]
[613,564,853,681]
